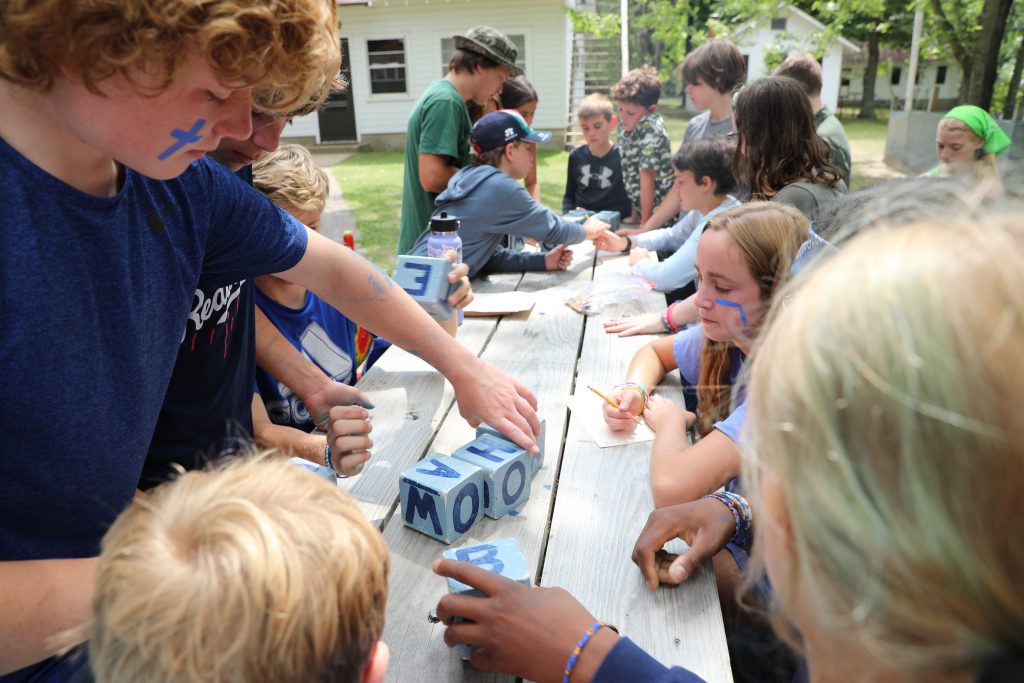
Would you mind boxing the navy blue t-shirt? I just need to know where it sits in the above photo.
[561,143,632,217]
[141,168,261,489]
[0,138,307,682]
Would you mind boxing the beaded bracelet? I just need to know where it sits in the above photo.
[659,308,672,332]
[665,301,683,333]
[562,621,605,683]
[324,442,334,473]
[706,490,752,550]
[613,381,648,414]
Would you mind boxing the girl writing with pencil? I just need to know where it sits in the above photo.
[602,202,806,510]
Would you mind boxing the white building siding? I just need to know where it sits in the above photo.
[841,61,963,110]
[285,0,570,143]
[729,7,855,113]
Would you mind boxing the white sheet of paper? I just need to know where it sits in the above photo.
[464,291,535,316]
[569,391,655,448]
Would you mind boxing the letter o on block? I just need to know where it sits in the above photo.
[452,483,480,534]
[501,461,527,506]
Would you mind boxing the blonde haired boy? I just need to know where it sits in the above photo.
[0,1,538,678]
[562,94,632,218]
[88,457,390,683]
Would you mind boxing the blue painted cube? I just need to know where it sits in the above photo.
[475,418,545,478]
[442,537,531,660]
[593,210,621,232]
[289,456,337,483]
[393,255,454,321]
[452,434,530,519]
[399,454,485,544]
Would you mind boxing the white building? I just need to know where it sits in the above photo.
[840,48,963,112]
[283,0,576,148]
[726,3,860,113]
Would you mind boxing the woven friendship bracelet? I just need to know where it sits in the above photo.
[613,382,648,414]
[562,621,605,683]
[706,491,752,550]
[324,442,334,473]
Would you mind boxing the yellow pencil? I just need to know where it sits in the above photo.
[587,385,642,424]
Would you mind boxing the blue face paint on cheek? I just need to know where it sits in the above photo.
[714,298,749,327]
[158,118,206,161]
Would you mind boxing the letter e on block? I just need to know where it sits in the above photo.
[399,454,485,543]
[452,434,530,519]
[393,255,454,321]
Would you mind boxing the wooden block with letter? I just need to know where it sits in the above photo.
[442,537,532,659]
[476,418,546,478]
[451,434,530,519]
[393,255,454,321]
[398,454,485,544]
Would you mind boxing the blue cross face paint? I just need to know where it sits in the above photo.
[714,298,749,327]
[158,119,206,161]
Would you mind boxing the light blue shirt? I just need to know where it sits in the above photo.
[630,196,740,291]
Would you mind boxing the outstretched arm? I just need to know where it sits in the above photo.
[278,229,540,452]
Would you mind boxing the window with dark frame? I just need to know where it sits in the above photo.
[770,17,787,30]
[367,38,407,95]
[891,67,902,86]
[936,65,947,85]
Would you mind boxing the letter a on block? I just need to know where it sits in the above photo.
[416,458,462,478]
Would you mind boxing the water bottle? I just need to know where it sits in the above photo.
[426,211,463,324]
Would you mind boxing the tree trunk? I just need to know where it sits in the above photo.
[1003,34,1024,120]
[858,30,880,119]
[965,0,1015,108]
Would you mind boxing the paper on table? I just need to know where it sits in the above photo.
[568,391,655,448]
[464,291,535,316]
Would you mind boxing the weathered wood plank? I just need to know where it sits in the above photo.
[340,273,523,527]
[541,251,734,683]
[379,248,597,683]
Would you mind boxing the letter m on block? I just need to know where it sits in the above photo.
[404,483,443,536]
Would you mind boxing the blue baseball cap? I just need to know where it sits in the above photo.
[471,110,551,153]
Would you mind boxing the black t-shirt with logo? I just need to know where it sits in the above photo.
[561,144,632,218]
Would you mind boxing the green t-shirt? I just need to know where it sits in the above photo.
[814,107,852,190]
[398,79,471,255]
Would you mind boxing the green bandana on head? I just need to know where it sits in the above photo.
[943,105,1012,155]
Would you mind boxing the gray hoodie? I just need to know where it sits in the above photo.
[411,165,586,278]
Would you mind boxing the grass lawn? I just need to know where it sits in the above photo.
[333,110,893,272]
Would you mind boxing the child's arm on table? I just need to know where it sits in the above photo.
[618,191,680,236]
[638,168,656,225]
[279,229,540,452]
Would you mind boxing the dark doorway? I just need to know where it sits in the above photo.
[319,38,357,142]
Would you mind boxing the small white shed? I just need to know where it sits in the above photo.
[283,0,576,148]
[726,3,860,113]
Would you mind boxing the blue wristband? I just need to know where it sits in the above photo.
[562,621,604,683]
[324,442,334,473]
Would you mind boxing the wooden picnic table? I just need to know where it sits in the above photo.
[341,242,733,683]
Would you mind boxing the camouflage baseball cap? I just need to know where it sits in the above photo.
[453,26,522,76]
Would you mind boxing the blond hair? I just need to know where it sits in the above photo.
[578,93,614,122]
[938,117,999,176]
[695,202,807,436]
[253,144,330,215]
[88,456,389,683]
[744,214,1024,677]
[0,0,340,115]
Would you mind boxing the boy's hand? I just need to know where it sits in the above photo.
[324,405,373,477]
[581,216,610,241]
[308,381,374,430]
[544,244,573,271]
[631,498,735,590]
[451,361,540,453]
[602,388,642,433]
[627,247,650,266]
[432,559,617,683]
[445,254,474,310]
[603,313,663,337]
[593,230,627,253]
